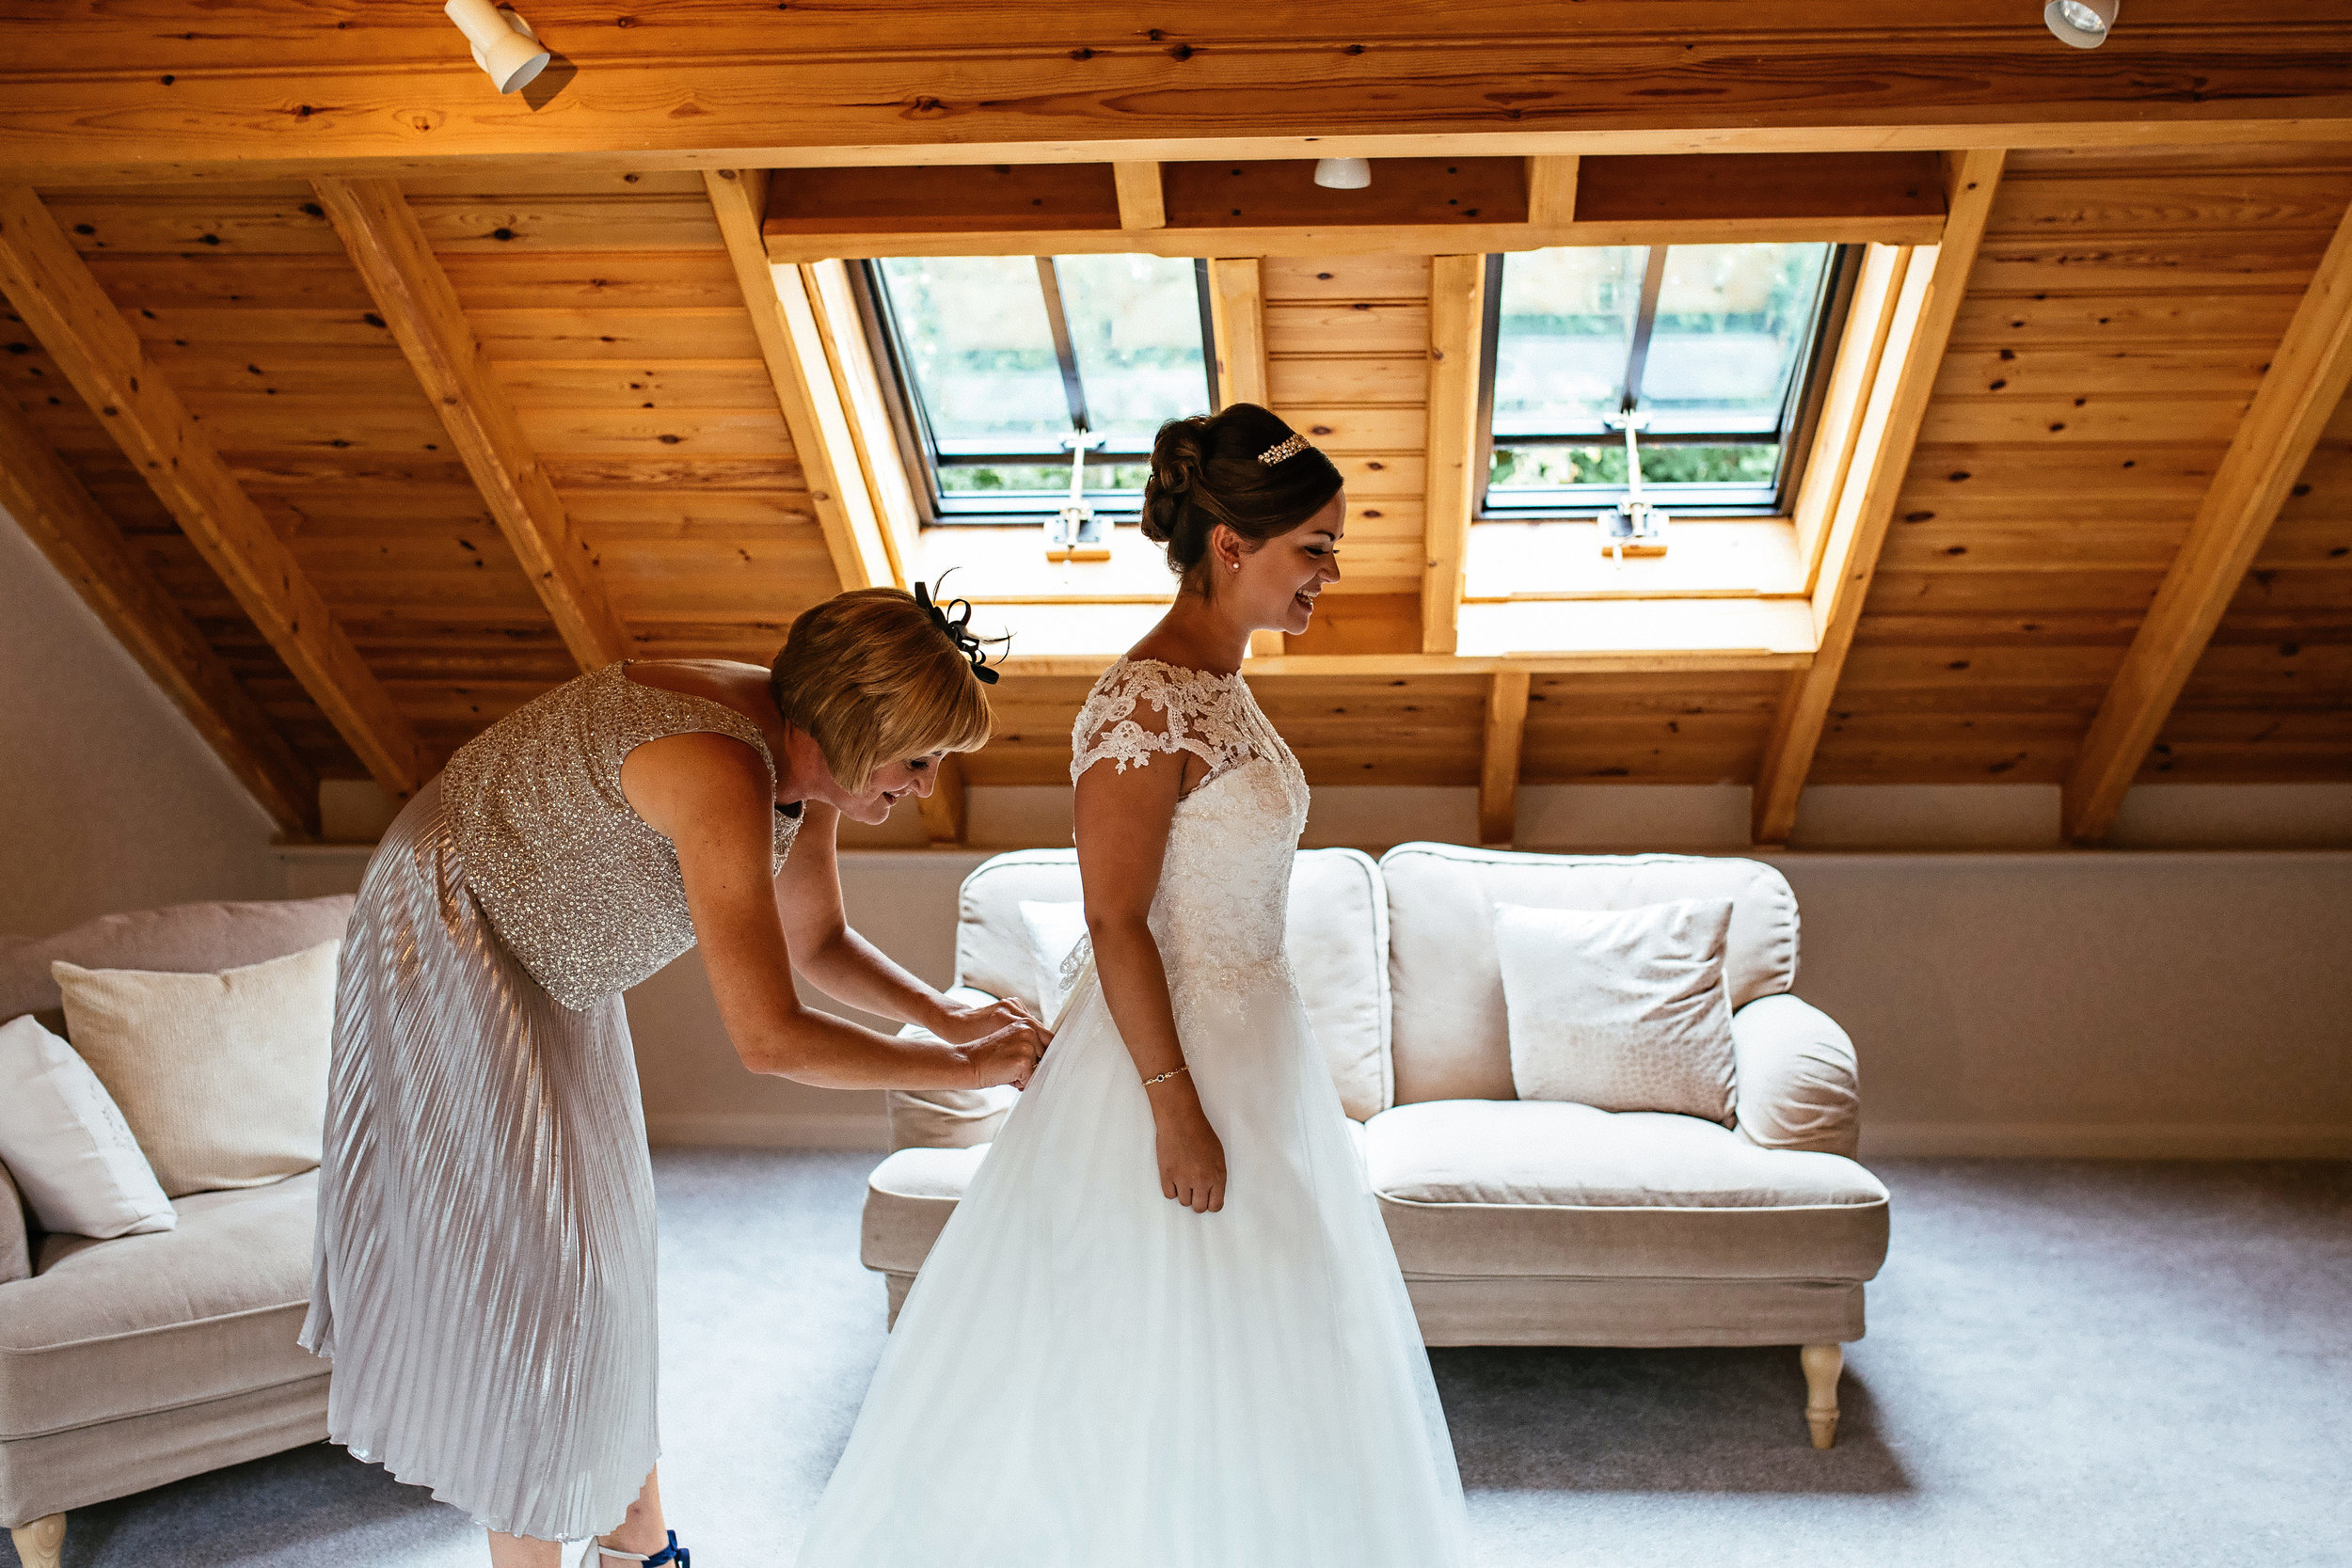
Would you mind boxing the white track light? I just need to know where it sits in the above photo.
[1312,158,1371,190]
[446,0,551,92]
[2044,0,2117,48]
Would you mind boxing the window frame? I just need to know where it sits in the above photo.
[856,256,1221,528]
[1473,243,1860,522]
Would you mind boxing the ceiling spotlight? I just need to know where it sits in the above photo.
[445,0,551,92]
[2044,0,2116,48]
[1313,158,1371,190]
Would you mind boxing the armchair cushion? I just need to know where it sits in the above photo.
[0,1172,322,1439]
[1363,1100,1887,1283]
[1731,994,1862,1157]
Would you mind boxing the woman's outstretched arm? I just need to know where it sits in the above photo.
[1074,744,1225,1213]
[628,733,1043,1089]
[768,799,1041,1047]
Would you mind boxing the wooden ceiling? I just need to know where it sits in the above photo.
[0,3,2348,847]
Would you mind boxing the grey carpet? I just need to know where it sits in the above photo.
[9,1156,2346,1568]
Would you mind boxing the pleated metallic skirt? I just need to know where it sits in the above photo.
[300,776,660,1543]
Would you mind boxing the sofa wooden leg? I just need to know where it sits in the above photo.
[10,1513,66,1568]
[1801,1343,1843,1449]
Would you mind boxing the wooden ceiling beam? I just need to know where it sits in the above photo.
[310,175,628,673]
[803,257,920,589]
[995,647,1807,679]
[916,752,969,846]
[2061,198,2352,844]
[1206,258,1269,410]
[0,184,424,798]
[1750,150,2009,846]
[1114,164,1167,230]
[2,15,2347,182]
[1422,254,1486,657]
[0,389,320,837]
[705,166,895,594]
[758,152,1945,262]
[1525,157,1580,226]
[1479,668,1531,847]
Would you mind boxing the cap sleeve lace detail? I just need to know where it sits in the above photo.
[1070,658,1253,788]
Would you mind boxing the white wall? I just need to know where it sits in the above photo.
[0,509,283,934]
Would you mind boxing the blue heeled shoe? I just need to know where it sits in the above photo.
[598,1530,689,1567]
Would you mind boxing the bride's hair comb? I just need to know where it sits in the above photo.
[914,577,1006,685]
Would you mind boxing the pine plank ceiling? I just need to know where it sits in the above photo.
[0,3,2347,844]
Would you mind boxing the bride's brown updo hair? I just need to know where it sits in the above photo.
[1141,403,1343,590]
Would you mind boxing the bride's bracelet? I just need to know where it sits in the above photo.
[1141,1064,1190,1089]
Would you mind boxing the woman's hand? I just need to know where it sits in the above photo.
[959,1015,1050,1091]
[932,995,1046,1048]
[1150,1080,1226,1213]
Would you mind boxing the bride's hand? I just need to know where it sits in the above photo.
[1150,1084,1225,1213]
[961,1016,1049,1091]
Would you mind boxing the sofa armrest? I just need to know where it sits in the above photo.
[0,1159,30,1284]
[883,986,1020,1151]
[1731,994,1861,1158]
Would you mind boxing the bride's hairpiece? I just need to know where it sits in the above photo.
[914,578,1003,685]
[1256,433,1311,467]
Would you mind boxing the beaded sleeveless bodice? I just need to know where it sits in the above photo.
[441,661,801,1010]
[1070,657,1310,1019]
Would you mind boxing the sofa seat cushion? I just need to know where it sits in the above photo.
[1365,1101,1888,1284]
[0,1172,322,1438]
[862,1145,990,1276]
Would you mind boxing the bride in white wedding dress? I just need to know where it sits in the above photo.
[795,403,1470,1568]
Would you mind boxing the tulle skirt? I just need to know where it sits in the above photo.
[796,959,1470,1568]
[300,777,660,1542]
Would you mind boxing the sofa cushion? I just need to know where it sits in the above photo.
[1017,899,1090,1021]
[0,1171,322,1438]
[0,1013,176,1239]
[955,847,1392,1119]
[1382,845,1800,1105]
[862,1145,990,1275]
[54,942,338,1198]
[1364,1100,1886,1284]
[1494,899,1738,1124]
[0,895,356,1036]
[0,1161,28,1287]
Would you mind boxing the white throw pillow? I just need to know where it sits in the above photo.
[1492,900,1738,1124]
[51,940,340,1198]
[1018,900,1091,1022]
[0,1013,176,1238]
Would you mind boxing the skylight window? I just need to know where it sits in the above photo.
[1479,243,1846,515]
[865,254,1217,528]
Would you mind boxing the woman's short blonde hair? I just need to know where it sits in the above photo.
[768,587,994,791]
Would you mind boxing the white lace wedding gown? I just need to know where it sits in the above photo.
[795,657,1470,1568]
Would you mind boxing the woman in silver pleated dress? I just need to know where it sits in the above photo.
[301,587,1046,1568]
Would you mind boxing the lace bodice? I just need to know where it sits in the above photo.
[1070,657,1310,1020]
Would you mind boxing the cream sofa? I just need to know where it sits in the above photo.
[0,895,354,1567]
[862,844,1886,1447]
